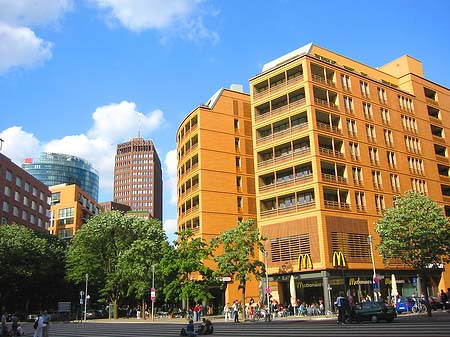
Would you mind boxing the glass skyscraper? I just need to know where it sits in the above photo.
[22,152,99,201]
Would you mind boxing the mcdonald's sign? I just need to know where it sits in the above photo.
[297,253,313,270]
[332,251,346,267]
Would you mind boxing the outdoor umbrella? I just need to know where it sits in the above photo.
[391,274,399,299]
[289,275,296,303]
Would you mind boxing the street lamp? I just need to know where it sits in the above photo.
[263,251,271,321]
[367,235,378,301]
[151,265,155,322]
[84,273,89,322]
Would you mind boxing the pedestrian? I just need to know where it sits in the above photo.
[232,300,240,323]
[11,313,19,337]
[42,311,50,337]
[335,292,349,324]
[33,312,46,337]
[223,303,230,321]
[197,317,213,335]
[186,319,197,337]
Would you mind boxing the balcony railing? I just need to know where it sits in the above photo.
[257,147,310,168]
[319,147,344,158]
[324,200,350,210]
[256,122,308,145]
[316,122,341,134]
[321,173,347,184]
[314,97,338,110]
[260,200,315,218]
[253,74,304,100]
[312,74,336,87]
[255,98,306,122]
[259,173,313,192]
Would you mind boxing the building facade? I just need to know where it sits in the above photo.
[176,86,258,308]
[0,152,50,230]
[48,184,101,239]
[113,138,163,221]
[22,152,100,202]
[249,43,450,310]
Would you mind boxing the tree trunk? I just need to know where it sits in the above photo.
[241,283,246,320]
[113,299,118,319]
[420,273,432,317]
[142,298,146,319]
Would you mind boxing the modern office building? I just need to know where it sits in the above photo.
[22,152,100,202]
[0,152,51,230]
[99,201,131,213]
[113,138,162,221]
[48,183,101,239]
[249,43,450,310]
[176,85,258,307]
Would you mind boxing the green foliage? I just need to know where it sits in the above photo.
[0,224,68,312]
[159,230,214,304]
[66,211,167,308]
[375,191,450,274]
[211,219,266,304]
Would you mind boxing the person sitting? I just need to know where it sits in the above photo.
[197,318,213,335]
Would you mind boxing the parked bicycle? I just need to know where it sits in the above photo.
[411,300,426,314]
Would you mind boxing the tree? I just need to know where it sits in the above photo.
[160,229,214,308]
[0,224,68,314]
[211,219,266,316]
[66,211,167,318]
[375,191,450,316]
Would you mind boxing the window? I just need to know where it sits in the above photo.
[384,129,394,147]
[366,124,376,142]
[234,119,239,129]
[427,106,440,119]
[377,87,387,104]
[237,196,243,209]
[398,95,414,113]
[32,187,37,196]
[355,191,366,212]
[236,176,242,189]
[387,151,397,169]
[51,192,61,205]
[401,115,417,133]
[14,191,20,202]
[346,119,357,137]
[408,157,424,175]
[4,185,11,197]
[2,201,9,212]
[381,108,390,125]
[411,178,427,194]
[390,174,400,192]
[13,206,19,216]
[235,156,241,168]
[343,96,354,113]
[375,194,385,214]
[352,166,363,185]
[363,102,373,120]
[372,170,383,189]
[341,74,351,91]
[360,81,370,98]
[424,87,437,101]
[349,142,360,161]
[22,210,27,221]
[235,137,240,149]
[5,170,12,181]
[24,182,30,192]
[23,195,29,206]
[15,176,22,187]
[404,136,421,154]
[369,147,379,165]
[59,207,74,218]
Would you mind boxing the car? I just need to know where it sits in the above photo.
[429,296,443,310]
[350,301,397,323]
[395,297,414,313]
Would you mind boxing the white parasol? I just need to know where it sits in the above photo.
[391,274,399,298]
[289,275,296,304]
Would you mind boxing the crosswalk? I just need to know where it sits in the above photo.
[18,316,450,337]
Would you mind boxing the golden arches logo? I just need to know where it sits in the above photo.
[297,253,313,270]
[332,251,346,267]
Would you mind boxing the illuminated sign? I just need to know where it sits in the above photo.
[298,281,322,288]
[348,278,372,286]
[297,253,313,270]
[332,251,346,267]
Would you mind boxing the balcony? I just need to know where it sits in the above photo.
[257,122,308,145]
[253,68,304,101]
[321,173,347,184]
[324,200,350,210]
[259,173,313,192]
[260,200,315,218]
[312,74,336,87]
[255,98,306,122]
[314,97,338,110]
[316,121,341,134]
[319,147,344,159]
[258,147,310,168]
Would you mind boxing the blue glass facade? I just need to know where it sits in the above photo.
[22,152,99,201]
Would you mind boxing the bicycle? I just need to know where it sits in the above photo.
[411,301,426,314]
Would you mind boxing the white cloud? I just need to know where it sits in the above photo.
[88,100,164,142]
[94,0,217,42]
[163,218,178,242]
[164,149,178,205]
[0,22,53,74]
[0,126,42,164]
[0,0,73,26]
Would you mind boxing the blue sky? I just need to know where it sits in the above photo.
[1,0,450,240]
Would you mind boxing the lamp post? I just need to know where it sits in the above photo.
[84,273,89,322]
[151,265,155,322]
[263,251,271,321]
[367,235,378,301]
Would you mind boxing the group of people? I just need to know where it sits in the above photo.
[1,312,25,337]
[181,318,213,336]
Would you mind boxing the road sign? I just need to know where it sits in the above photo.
[266,287,271,294]
[150,287,156,302]
[220,277,232,282]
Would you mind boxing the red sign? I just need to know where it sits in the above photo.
[266,287,271,294]
[150,287,156,302]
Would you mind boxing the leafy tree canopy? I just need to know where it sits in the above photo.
[375,190,450,274]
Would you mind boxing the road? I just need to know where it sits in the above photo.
[16,311,450,337]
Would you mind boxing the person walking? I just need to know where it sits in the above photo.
[11,313,19,337]
[42,311,50,337]
[223,303,230,321]
[33,313,46,337]
[232,300,240,323]
[335,292,348,324]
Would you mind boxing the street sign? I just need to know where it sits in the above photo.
[220,277,232,282]
[151,287,156,302]
[266,287,271,294]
